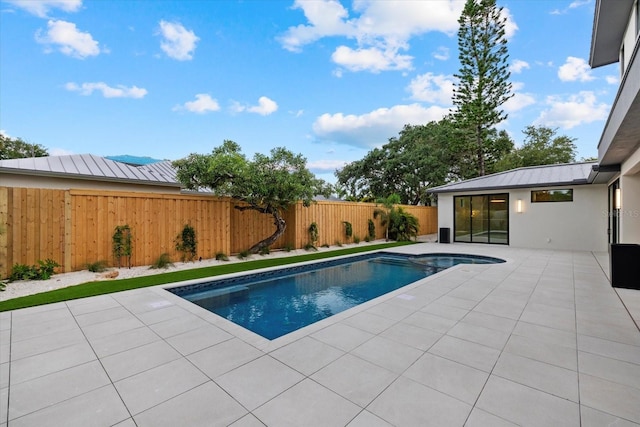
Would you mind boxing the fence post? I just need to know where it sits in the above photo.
[64,191,72,273]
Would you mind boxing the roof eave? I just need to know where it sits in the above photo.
[428,180,591,194]
[0,168,183,188]
[589,0,635,68]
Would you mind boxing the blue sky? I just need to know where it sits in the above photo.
[0,0,619,183]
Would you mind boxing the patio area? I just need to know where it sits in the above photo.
[1,243,639,426]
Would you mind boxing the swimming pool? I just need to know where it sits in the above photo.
[167,252,504,340]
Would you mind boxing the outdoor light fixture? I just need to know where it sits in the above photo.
[516,199,523,213]
[614,188,621,210]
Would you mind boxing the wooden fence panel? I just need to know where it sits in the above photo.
[1,186,437,277]
[0,187,66,277]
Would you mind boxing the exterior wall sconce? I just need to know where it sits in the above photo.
[614,188,621,210]
[516,199,523,213]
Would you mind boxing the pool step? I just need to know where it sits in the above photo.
[186,285,250,308]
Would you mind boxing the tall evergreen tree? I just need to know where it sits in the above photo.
[453,0,513,176]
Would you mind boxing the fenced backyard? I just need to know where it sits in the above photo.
[0,187,437,277]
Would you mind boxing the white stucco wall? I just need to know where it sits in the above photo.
[0,173,182,194]
[436,184,608,252]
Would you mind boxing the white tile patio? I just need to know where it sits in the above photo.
[1,243,639,426]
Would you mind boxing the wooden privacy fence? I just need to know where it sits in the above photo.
[0,187,437,277]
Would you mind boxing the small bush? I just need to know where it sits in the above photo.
[342,221,353,241]
[308,222,319,248]
[283,243,295,252]
[304,243,318,251]
[9,259,60,282]
[175,224,197,262]
[367,219,376,239]
[334,240,343,247]
[149,253,173,270]
[237,250,251,260]
[215,252,229,261]
[259,246,270,256]
[86,260,108,273]
[353,235,360,244]
[321,243,330,248]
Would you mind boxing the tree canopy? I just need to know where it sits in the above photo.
[335,120,461,205]
[494,125,577,171]
[173,140,331,253]
[0,134,48,160]
[453,0,513,176]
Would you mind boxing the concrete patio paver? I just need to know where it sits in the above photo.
[1,243,640,426]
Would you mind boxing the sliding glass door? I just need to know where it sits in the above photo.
[454,193,509,244]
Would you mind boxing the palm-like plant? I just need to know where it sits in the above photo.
[373,194,401,241]
[389,207,419,241]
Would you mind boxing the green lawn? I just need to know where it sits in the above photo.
[0,241,415,312]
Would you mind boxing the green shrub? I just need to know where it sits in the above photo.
[304,243,318,251]
[368,219,376,239]
[342,221,353,241]
[149,253,173,270]
[215,252,229,261]
[283,243,295,252]
[112,225,133,268]
[86,260,108,273]
[364,235,371,242]
[353,235,360,244]
[259,246,271,256]
[389,207,420,241]
[9,259,60,282]
[237,250,251,260]
[334,240,343,247]
[321,243,330,248]
[175,224,197,262]
[308,222,319,248]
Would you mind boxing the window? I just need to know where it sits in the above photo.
[531,189,573,202]
[621,44,625,77]
[454,193,509,244]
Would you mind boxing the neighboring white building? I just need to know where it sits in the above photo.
[429,163,612,252]
[0,154,182,193]
[590,0,640,247]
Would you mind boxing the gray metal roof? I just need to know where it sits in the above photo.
[428,162,598,194]
[0,154,182,187]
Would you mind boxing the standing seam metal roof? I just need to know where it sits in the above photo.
[428,162,598,193]
[0,154,181,186]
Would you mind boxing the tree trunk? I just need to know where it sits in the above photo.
[235,205,287,254]
[476,124,485,176]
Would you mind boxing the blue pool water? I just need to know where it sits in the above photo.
[168,252,504,340]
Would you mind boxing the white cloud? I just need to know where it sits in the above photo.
[307,159,347,173]
[504,92,535,113]
[332,45,412,73]
[35,20,101,59]
[432,46,449,61]
[535,91,609,129]
[5,0,82,17]
[501,7,518,39]
[509,59,530,74]
[605,75,619,85]
[312,103,451,148]
[279,0,465,73]
[158,20,199,61]
[232,96,278,116]
[558,56,594,82]
[65,82,147,98]
[407,73,454,106]
[551,0,591,15]
[173,94,220,114]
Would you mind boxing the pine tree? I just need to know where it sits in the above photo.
[453,0,513,176]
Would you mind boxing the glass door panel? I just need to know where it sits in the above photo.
[489,195,508,244]
[454,196,471,242]
[471,196,489,242]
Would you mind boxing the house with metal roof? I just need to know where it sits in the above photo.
[426,0,639,255]
[0,154,182,193]
[429,162,611,251]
